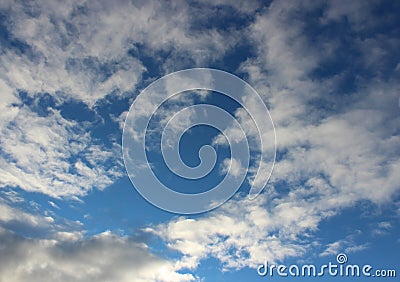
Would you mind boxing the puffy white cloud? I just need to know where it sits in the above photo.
[148,194,318,270]
[0,181,190,281]
[0,228,197,282]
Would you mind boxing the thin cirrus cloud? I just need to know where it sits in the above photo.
[0,0,398,281]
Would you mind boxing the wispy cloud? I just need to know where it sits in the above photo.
[320,231,369,257]
[371,221,393,236]
[147,0,400,272]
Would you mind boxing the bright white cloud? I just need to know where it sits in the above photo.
[148,194,317,270]
[0,106,121,197]
[0,0,239,105]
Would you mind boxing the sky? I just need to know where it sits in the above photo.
[0,0,399,281]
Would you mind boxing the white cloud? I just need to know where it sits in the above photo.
[0,0,241,105]
[0,228,197,282]
[0,200,53,229]
[1,190,24,203]
[0,0,246,199]
[48,201,60,209]
[0,106,121,198]
[148,0,400,272]
[0,0,145,105]
[0,0,398,277]
[0,79,20,127]
[220,158,243,178]
[148,194,317,270]
[320,231,368,257]
[149,185,373,271]
[371,221,393,236]
[242,0,400,208]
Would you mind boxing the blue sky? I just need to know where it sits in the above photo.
[0,0,399,281]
